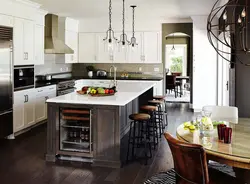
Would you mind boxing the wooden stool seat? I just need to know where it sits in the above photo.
[148,100,164,104]
[129,113,151,121]
[153,96,166,100]
[140,105,157,112]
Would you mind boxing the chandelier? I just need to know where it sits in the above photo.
[103,0,118,54]
[118,0,130,51]
[207,0,250,66]
[129,5,138,50]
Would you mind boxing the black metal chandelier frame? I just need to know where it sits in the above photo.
[207,0,250,66]
[118,0,130,46]
[103,0,118,44]
[130,5,138,48]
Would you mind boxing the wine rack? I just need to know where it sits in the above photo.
[59,108,92,154]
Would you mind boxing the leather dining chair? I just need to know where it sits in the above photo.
[144,132,244,184]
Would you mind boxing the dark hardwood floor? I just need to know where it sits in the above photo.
[0,103,193,184]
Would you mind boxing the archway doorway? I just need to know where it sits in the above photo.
[164,32,191,103]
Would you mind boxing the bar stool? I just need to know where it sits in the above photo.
[152,96,168,127]
[140,105,159,150]
[148,100,165,135]
[126,113,152,165]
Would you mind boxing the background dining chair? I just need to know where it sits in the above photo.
[144,133,244,184]
[202,106,238,123]
[166,75,177,98]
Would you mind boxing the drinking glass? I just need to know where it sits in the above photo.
[217,124,226,141]
[224,127,232,144]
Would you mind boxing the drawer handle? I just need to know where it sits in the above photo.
[38,90,43,92]
[49,88,54,90]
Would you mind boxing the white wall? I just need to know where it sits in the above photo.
[191,15,217,112]
[78,17,192,33]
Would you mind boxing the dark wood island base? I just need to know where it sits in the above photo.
[46,87,153,168]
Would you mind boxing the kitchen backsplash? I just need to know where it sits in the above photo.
[72,63,164,77]
[35,54,72,75]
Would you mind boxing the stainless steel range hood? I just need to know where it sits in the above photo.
[45,14,74,54]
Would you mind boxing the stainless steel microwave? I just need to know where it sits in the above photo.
[14,65,34,91]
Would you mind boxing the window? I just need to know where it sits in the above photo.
[165,44,187,76]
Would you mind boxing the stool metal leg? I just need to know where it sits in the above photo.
[126,121,133,163]
[131,120,137,159]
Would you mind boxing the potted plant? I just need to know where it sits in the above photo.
[86,65,95,78]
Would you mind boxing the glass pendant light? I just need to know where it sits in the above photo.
[103,0,118,54]
[169,33,176,55]
[129,5,138,51]
[118,0,130,52]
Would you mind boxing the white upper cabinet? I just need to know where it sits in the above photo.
[113,32,128,63]
[96,33,113,63]
[77,31,161,64]
[23,19,34,64]
[65,30,78,63]
[14,18,34,65]
[79,33,97,63]
[143,32,161,63]
[34,24,44,65]
[127,32,144,63]
[65,18,79,63]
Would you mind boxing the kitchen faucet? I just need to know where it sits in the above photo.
[109,65,117,87]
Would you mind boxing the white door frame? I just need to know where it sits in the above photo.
[217,32,230,106]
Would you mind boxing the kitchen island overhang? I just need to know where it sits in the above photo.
[46,82,155,168]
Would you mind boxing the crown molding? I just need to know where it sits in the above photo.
[14,0,41,9]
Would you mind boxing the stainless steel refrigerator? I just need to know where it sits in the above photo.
[0,26,13,138]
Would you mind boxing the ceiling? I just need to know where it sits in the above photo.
[31,0,217,20]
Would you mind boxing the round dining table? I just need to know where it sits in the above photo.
[176,118,250,182]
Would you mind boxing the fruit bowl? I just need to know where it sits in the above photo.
[77,86,117,96]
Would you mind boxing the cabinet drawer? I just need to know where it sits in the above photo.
[36,85,56,94]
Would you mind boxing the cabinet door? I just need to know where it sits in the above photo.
[23,20,34,64]
[13,18,25,66]
[13,91,25,133]
[24,90,36,127]
[79,33,97,63]
[96,33,112,63]
[34,25,44,65]
[113,32,128,63]
[143,32,160,63]
[65,30,78,63]
[127,32,144,63]
[35,92,46,122]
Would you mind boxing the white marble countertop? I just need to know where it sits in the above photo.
[46,81,155,106]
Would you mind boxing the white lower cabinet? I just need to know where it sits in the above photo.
[14,85,56,133]
[14,88,36,133]
[35,88,47,122]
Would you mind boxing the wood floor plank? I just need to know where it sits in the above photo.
[2,103,232,184]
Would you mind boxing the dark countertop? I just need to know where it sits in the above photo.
[35,76,163,88]
[72,76,164,81]
[35,81,58,88]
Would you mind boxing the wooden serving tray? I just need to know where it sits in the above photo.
[76,90,87,95]
[76,90,115,97]
[89,93,115,97]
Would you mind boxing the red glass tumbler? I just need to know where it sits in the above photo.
[224,127,232,144]
[217,124,226,141]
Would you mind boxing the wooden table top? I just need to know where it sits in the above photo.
[176,118,250,169]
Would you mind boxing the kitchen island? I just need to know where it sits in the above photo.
[46,81,155,168]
